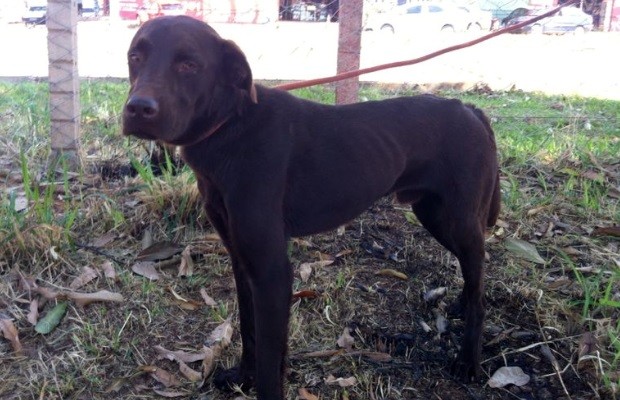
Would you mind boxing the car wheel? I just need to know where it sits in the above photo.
[573,25,586,34]
[440,25,455,33]
[467,23,483,31]
[380,24,394,34]
[529,24,543,34]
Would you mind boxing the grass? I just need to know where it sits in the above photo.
[0,80,619,399]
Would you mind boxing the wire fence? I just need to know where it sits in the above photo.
[0,0,618,177]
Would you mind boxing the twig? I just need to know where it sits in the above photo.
[534,301,572,399]
[74,241,126,266]
[482,334,582,363]
[275,0,579,91]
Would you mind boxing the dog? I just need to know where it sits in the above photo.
[123,15,500,399]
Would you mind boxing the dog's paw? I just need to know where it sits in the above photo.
[449,356,480,383]
[213,366,255,391]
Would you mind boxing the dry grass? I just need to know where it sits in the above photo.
[1,82,619,399]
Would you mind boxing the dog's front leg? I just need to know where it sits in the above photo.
[228,207,292,400]
[205,204,257,389]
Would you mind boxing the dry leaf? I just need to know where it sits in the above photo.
[131,261,160,280]
[337,327,355,350]
[292,290,320,300]
[578,332,598,359]
[0,318,23,354]
[526,206,547,216]
[207,317,233,348]
[315,251,334,261]
[136,241,183,261]
[299,259,334,283]
[104,377,127,393]
[419,319,432,333]
[325,374,357,387]
[582,170,604,181]
[100,261,117,280]
[487,366,530,388]
[375,268,408,280]
[561,246,582,256]
[139,365,182,387]
[301,349,342,358]
[203,233,221,242]
[292,238,314,248]
[178,360,202,382]
[27,299,39,325]
[21,277,58,300]
[298,388,320,400]
[486,327,517,346]
[200,288,217,306]
[141,229,153,250]
[152,389,187,398]
[90,232,116,247]
[154,345,208,363]
[504,238,546,264]
[35,286,59,300]
[178,245,194,277]
[434,311,448,335]
[14,194,28,212]
[591,226,620,238]
[69,266,99,290]
[334,249,353,258]
[67,290,124,307]
[540,344,559,370]
[49,246,59,260]
[423,287,447,303]
[299,263,312,283]
[168,286,189,302]
[346,350,392,362]
[202,346,216,377]
[171,298,202,311]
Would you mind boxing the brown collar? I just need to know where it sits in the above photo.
[181,116,231,147]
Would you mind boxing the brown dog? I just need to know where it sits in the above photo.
[123,16,500,399]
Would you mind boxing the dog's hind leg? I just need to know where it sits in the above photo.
[411,196,486,380]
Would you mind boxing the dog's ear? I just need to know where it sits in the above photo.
[221,40,258,105]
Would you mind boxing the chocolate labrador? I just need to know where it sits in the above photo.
[123,16,500,399]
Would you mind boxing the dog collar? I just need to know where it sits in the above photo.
[182,116,231,147]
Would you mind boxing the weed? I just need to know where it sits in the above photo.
[0,80,619,399]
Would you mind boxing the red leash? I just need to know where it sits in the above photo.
[274,0,579,91]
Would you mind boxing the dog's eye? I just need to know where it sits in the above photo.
[177,60,199,74]
[128,52,142,64]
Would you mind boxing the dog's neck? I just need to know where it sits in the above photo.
[182,116,232,147]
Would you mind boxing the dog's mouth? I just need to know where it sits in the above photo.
[121,122,158,141]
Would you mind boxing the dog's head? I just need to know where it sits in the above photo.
[122,16,257,145]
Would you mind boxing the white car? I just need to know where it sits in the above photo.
[22,5,47,25]
[365,3,469,34]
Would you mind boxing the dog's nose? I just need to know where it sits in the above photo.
[125,96,159,119]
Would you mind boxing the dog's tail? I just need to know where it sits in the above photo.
[468,104,501,228]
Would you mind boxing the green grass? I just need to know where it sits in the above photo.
[0,80,619,399]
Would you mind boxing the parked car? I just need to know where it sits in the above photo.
[458,5,493,31]
[365,3,468,34]
[22,5,46,25]
[79,0,101,18]
[137,1,185,24]
[502,6,593,34]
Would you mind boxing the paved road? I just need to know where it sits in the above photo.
[1,20,619,99]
